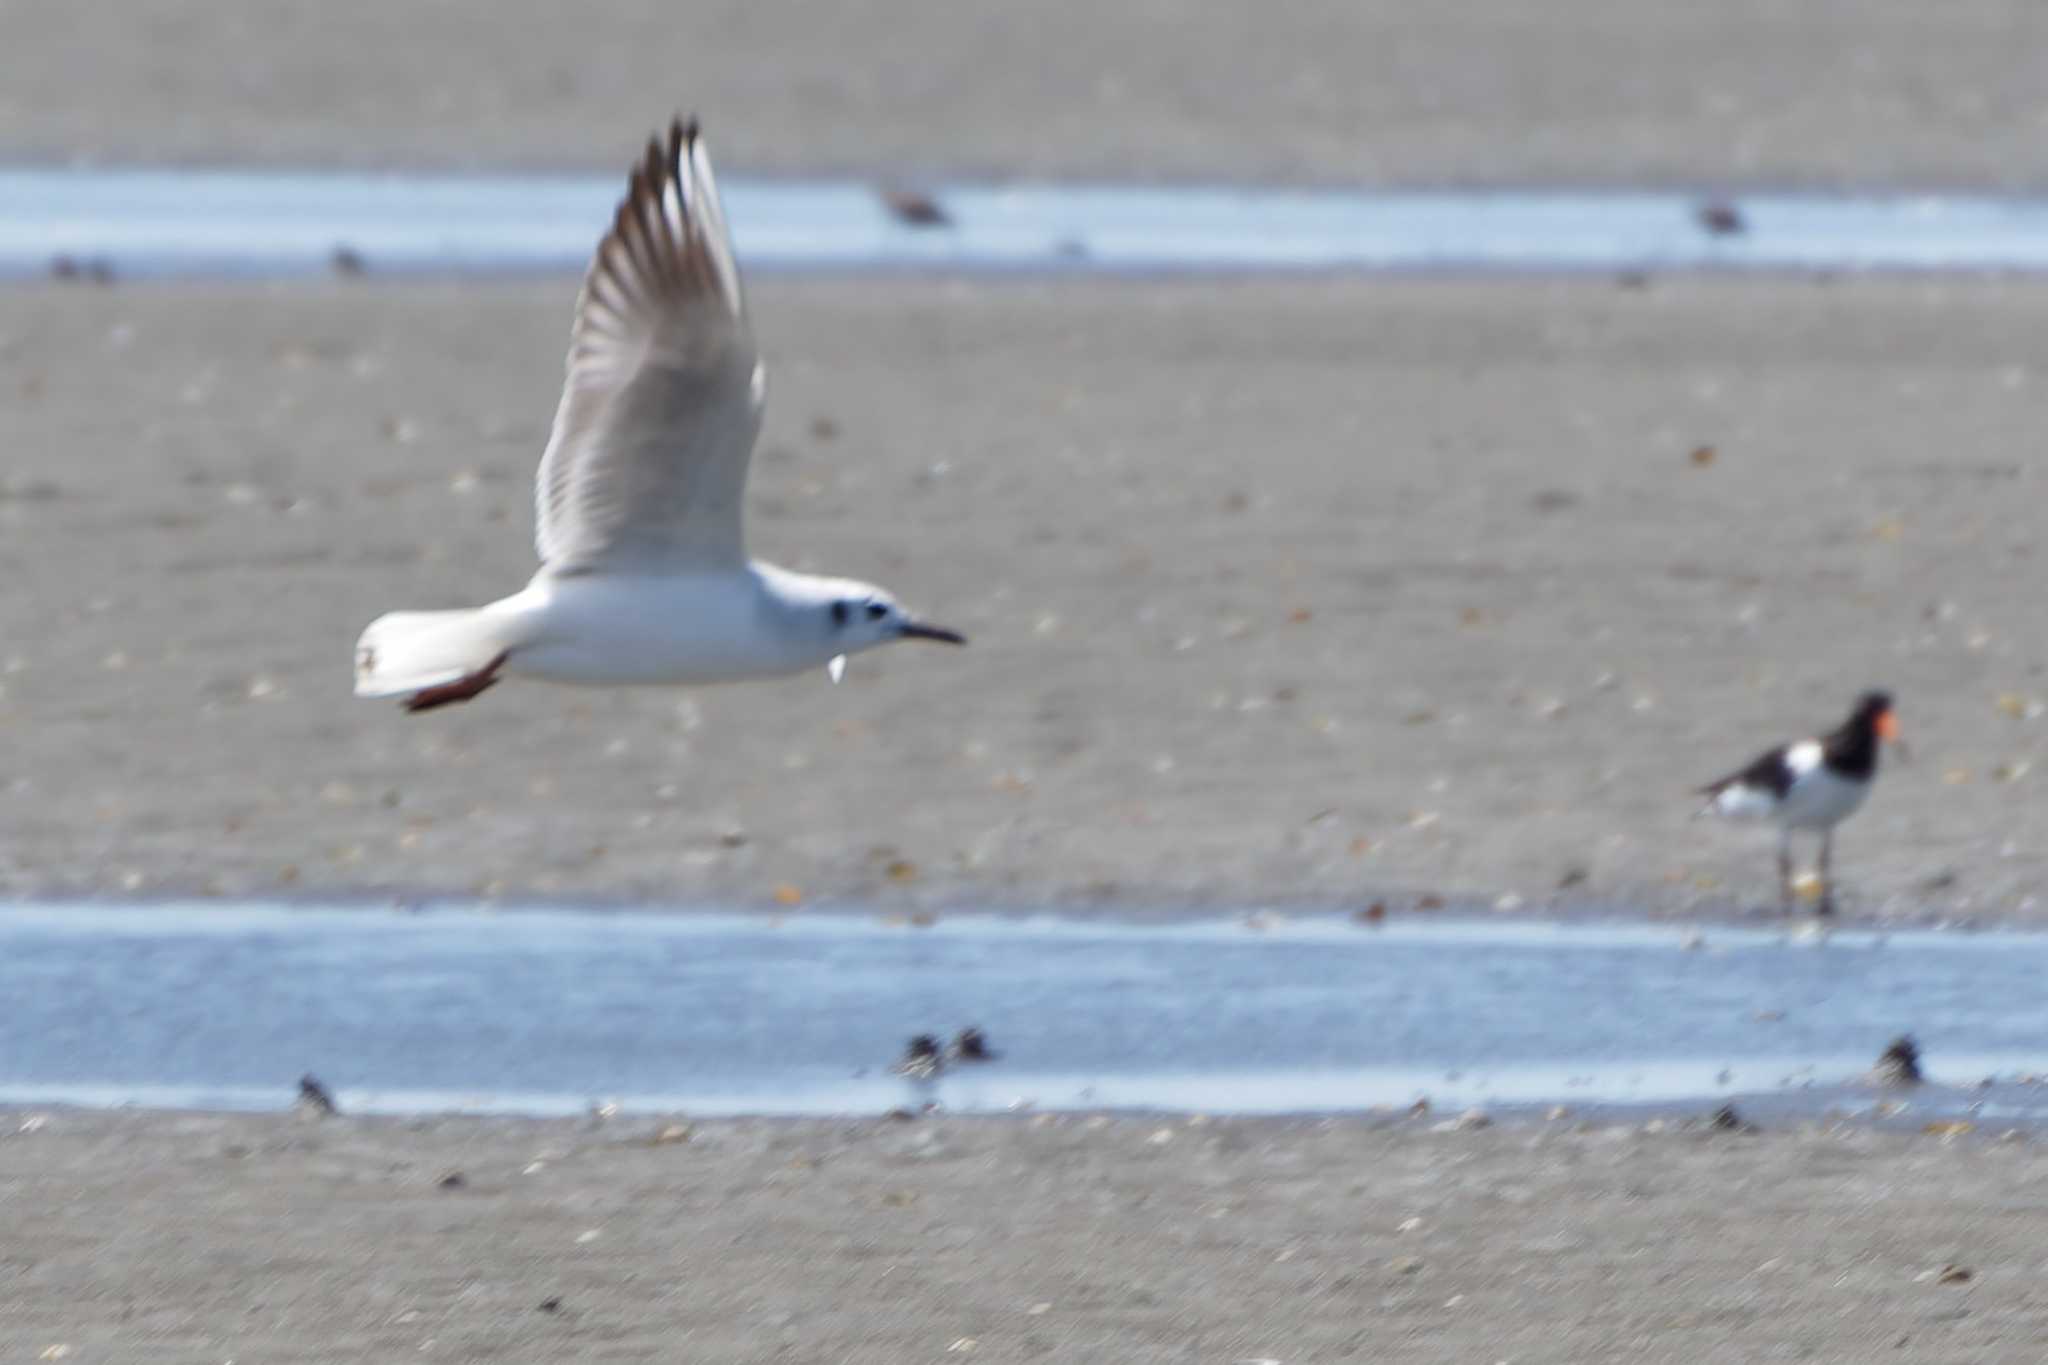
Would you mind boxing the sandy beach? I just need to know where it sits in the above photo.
[2,1,2043,924]
[1,276,2042,919]
[0,1106,2041,1362]
[5,1,2048,191]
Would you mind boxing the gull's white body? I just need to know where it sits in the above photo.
[483,564,870,687]
[353,119,960,708]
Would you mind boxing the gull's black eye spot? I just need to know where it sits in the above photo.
[831,601,850,626]
[866,602,888,621]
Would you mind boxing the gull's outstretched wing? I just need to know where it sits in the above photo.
[534,118,764,572]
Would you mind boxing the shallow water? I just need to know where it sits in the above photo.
[7,170,2048,276]
[0,904,2042,1120]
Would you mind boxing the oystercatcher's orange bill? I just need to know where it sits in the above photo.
[1876,709,1901,742]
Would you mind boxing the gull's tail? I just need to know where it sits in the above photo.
[353,608,509,700]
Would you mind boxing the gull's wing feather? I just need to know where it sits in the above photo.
[534,118,764,572]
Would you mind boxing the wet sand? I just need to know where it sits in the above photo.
[1,276,2043,919]
[5,1,2048,191]
[2,1106,2043,1362]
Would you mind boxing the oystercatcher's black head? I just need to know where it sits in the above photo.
[1853,691,1900,744]
[1825,691,1900,778]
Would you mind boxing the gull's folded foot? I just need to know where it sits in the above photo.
[404,651,509,713]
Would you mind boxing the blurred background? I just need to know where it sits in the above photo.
[8,1,2047,187]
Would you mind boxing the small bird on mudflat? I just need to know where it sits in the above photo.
[296,1073,339,1117]
[1695,690,1901,915]
[353,117,965,713]
[948,1026,997,1063]
[1870,1034,1923,1088]
[893,1034,946,1082]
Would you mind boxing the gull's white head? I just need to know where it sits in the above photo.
[814,579,968,656]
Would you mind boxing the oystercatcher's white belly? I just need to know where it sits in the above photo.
[1778,764,1870,830]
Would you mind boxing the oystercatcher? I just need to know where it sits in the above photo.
[1696,691,1901,915]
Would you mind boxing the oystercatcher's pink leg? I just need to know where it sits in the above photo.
[404,651,509,714]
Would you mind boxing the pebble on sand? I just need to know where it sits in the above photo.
[1709,1104,1755,1133]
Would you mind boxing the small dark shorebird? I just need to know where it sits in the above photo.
[1871,1035,1923,1087]
[949,1027,997,1063]
[296,1073,339,1117]
[892,1034,945,1082]
[1696,691,1901,915]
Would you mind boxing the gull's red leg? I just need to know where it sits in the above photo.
[404,651,510,714]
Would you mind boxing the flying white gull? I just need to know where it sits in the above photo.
[354,117,965,713]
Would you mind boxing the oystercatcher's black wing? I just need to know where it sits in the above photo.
[1699,743,1794,799]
